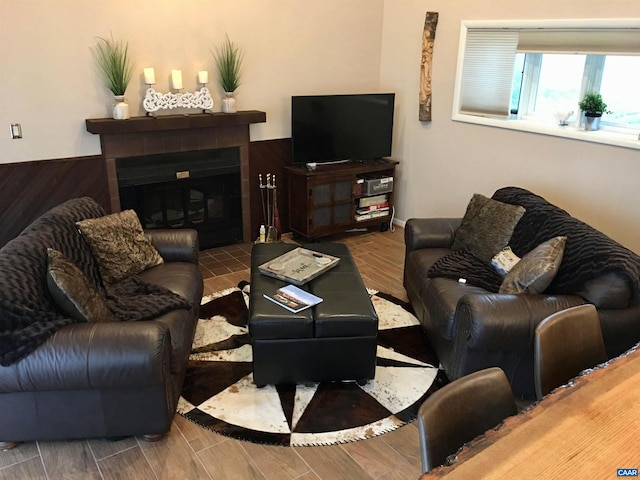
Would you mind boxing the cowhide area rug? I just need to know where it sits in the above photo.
[177,284,445,447]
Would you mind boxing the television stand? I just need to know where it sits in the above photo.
[285,158,399,240]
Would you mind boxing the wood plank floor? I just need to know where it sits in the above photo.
[0,227,421,480]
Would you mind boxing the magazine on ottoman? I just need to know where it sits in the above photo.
[263,284,323,313]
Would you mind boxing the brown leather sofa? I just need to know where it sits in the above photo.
[404,187,640,398]
[0,198,203,447]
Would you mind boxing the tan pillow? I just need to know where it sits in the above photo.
[46,248,118,322]
[452,194,526,264]
[499,236,567,294]
[76,210,163,283]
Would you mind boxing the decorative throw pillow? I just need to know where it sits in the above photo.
[46,248,118,323]
[76,210,163,284]
[499,236,567,294]
[452,194,526,264]
[491,246,521,276]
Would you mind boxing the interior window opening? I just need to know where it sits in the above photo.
[599,56,640,128]
[532,54,585,121]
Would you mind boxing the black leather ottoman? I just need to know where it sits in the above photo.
[249,242,378,386]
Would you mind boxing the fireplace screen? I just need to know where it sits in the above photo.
[118,149,242,249]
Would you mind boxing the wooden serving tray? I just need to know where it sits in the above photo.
[258,247,340,285]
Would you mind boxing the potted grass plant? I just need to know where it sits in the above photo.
[93,34,135,119]
[212,35,244,113]
[578,92,611,131]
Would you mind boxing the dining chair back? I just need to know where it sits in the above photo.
[534,304,607,400]
[417,367,517,473]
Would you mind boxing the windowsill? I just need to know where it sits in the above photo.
[452,114,640,151]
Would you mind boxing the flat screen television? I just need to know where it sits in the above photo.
[291,93,395,165]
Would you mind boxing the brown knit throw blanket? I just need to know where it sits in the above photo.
[428,187,640,306]
[0,198,190,366]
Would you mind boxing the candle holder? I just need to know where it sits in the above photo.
[143,87,214,115]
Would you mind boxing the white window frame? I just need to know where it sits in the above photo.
[518,54,609,123]
[452,18,640,151]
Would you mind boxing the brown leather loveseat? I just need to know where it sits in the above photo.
[0,198,203,447]
[404,187,640,398]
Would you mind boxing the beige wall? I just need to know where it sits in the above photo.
[2,0,639,252]
[0,0,384,162]
[380,0,640,252]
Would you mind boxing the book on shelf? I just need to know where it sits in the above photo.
[358,194,388,208]
[263,284,323,313]
[355,210,389,221]
[356,202,389,215]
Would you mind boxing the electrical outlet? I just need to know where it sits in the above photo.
[10,123,22,139]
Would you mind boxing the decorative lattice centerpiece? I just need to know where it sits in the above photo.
[143,87,213,114]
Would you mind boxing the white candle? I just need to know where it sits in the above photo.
[171,69,183,90]
[143,67,155,85]
[198,70,209,84]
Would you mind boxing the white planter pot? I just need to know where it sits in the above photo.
[222,92,237,113]
[113,95,130,120]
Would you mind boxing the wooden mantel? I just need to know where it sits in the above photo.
[86,110,266,135]
[85,111,266,242]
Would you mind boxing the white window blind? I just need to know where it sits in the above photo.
[459,29,519,117]
[517,29,640,55]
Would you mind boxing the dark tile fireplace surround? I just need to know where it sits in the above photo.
[85,112,267,249]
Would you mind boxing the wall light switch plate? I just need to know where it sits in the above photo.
[10,123,22,139]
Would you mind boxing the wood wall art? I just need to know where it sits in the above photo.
[419,12,439,122]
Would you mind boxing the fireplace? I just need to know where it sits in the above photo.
[118,148,242,249]
[85,111,266,248]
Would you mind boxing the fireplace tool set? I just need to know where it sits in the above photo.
[258,173,280,242]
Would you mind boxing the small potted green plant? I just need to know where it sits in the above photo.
[212,35,244,113]
[578,92,611,131]
[93,34,135,119]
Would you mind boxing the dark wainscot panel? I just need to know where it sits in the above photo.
[0,156,109,248]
